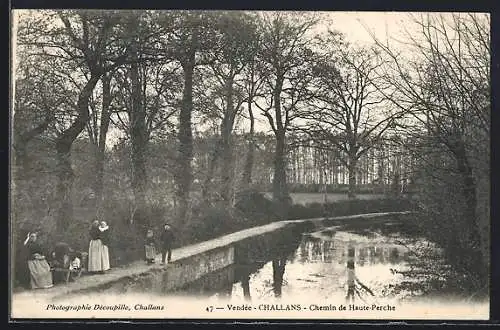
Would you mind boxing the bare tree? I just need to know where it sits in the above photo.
[17,10,136,231]
[370,13,490,286]
[109,60,181,225]
[197,12,259,204]
[257,12,318,219]
[240,39,267,192]
[156,11,221,223]
[299,33,400,198]
[85,71,114,213]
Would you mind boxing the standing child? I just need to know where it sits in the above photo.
[144,229,156,265]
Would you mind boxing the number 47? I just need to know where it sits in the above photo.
[206,306,213,312]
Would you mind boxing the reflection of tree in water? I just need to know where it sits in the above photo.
[389,248,400,264]
[299,231,407,267]
[357,245,407,266]
[298,236,337,263]
[234,263,264,300]
[358,246,367,266]
[203,225,436,302]
[221,282,233,297]
[239,232,302,299]
[241,274,251,300]
[345,246,376,304]
[272,258,287,297]
[245,259,291,299]
[375,247,386,264]
[323,240,335,262]
[223,225,450,303]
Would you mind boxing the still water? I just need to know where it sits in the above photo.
[176,221,446,305]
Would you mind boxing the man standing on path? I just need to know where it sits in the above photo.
[160,223,174,265]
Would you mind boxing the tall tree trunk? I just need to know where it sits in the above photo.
[273,130,288,219]
[94,73,112,215]
[219,76,235,204]
[347,155,358,199]
[377,147,385,189]
[322,158,328,204]
[241,99,255,190]
[202,138,222,201]
[55,74,100,231]
[272,77,289,219]
[130,60,148,226]
[175,54,195,223]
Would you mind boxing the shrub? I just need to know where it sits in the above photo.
[183,201,246,245]
[234,189,277,224]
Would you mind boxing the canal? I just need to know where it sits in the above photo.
[174,218,452,305]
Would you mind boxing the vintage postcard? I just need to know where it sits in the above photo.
[9,9,490,320]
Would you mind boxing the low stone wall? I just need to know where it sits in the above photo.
[83,245,237,296]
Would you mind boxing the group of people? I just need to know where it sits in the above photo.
[20,233,84,289]
[18,219,111,289]
[19,219,175,290]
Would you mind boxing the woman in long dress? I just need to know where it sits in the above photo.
[98,221,111,272]
[24,232,53,289]
[88,220,106,273]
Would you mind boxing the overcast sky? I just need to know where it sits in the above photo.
[320,11,409,45]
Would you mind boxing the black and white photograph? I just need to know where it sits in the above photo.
[9,10,490,319]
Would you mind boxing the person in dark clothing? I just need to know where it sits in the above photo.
[49,242,72,284]
[51,242,72,267]
[160,224,174,265]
